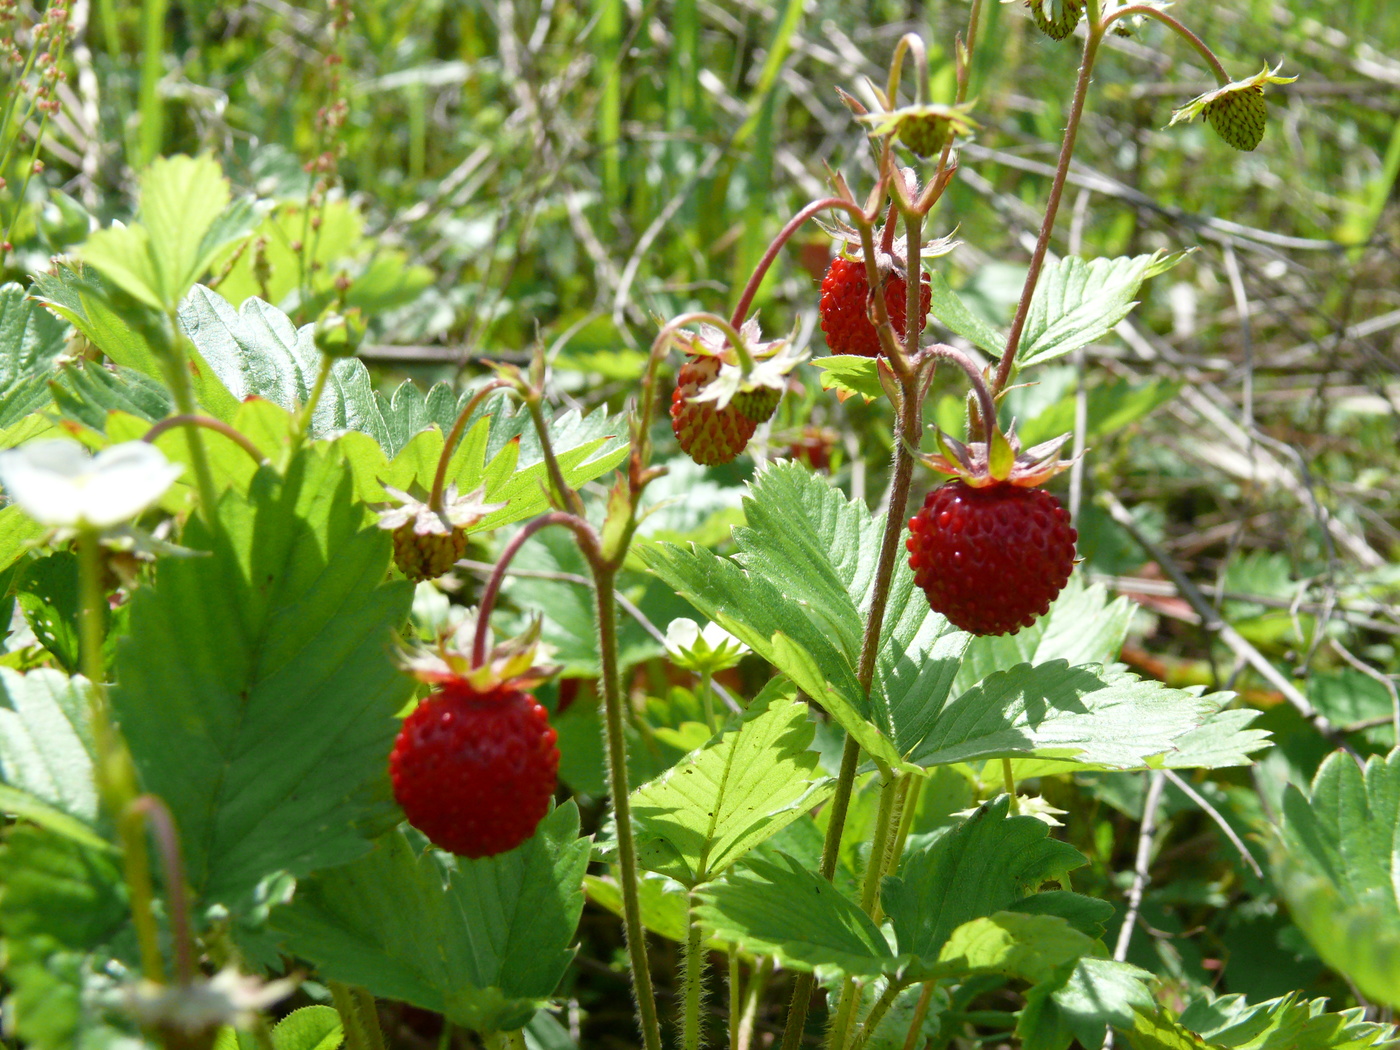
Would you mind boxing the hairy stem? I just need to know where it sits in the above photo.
[849,981,907,1050]
[163,336,221,521]
[993,23,1104,395]
[593,564,664,1050]
[682,893,707,1050]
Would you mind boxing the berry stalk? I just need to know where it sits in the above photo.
[142,414,269,469]
[471,513,585,667]
[428,378,513,513]
[993,20,1105,396]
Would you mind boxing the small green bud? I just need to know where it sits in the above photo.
[313,307,365,359]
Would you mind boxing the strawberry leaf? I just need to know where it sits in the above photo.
[272,804,590,1034]
[110,445,415,909]
[0,668,100,841]
[628,683,833,886]
[695,852,894,980]
[1277,748,1400,1007]
[0,282,67,388]
[1018,251,1187,370]
[813,355,884,402]
[925,270,1006,356]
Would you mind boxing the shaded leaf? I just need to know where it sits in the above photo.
[111,445,415,908]
[273,806,589,1034]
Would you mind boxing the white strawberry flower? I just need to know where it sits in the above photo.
[0,439,182,532]
[664,617,749,673]
[681,319,809,412]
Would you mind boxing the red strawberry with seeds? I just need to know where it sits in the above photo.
[907,480,1076,636]
[671,355,758,466]
[819,256,931,358]
[390,680,560,858]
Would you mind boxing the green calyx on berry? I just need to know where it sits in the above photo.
[1009,0,1086,41]
[376,483,505,581]
[1169,64,1295,152]
[920,422,1077,489]
[673,317,807,421]
[858,101,978,158]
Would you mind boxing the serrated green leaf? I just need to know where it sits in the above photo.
[911,661,1226,771]
[696,852,894,979]
[1018,252,1187,369]
[0,827,132,1050]
[0,504,44,574]
[0,283,67,387]
[50,361,174,429]
[1020,957,1154,1050]
[179,286,383,438]
[882,796,1088,968]
[80,224,165,311]
[936,912,1095,984]
[15,551,119,674]
[0,668,97,829]
[273,806,590,1034]
[639,464,967,771]
[30,263,239,420]
[268,1005,343,1050]
[110,445,415,908]
[630,684,832,885]
[1277,747,1400,1007]
[141,155,234,303]
[926,270,1005,355]
[1178,991,1393,1050]
[813,355,884,402]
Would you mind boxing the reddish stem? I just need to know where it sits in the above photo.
[430,378,514,512]
[728,196,869,330]
[143,414,267,468]
[127,795,195,985]
[470,512,594,667]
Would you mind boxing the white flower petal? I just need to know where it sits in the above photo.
[0,440,181,529]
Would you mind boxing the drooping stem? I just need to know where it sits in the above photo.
[993,24,1105,396]
[126,796,194,984]
[884,33,929,107]
[471,513,590,667]
[428,378,513,511]
[923,344,996,438]
[594,562,664,1050]
[143,414,268,468]
[729,197,869,330]
[635,310,743,472]
[77,530,163,983]
[1103,5,1230,83]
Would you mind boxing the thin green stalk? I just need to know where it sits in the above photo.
[728,948,741,1050]
[352,988,387,1050]
[734,956,771,1050]
[849,982,906,1050]
[78,531,163,983]
[330,982,370,1050]
[138,0,167,165]
[1002,758,1017,812]
[900,983,935,1050]
[782,382,923,1049]
[698,670,716,732]
[594,566,663,1050]
[163,335,221,521]
[993,23,1105,396]
[290,353,335,456]
[682,893,707,1050]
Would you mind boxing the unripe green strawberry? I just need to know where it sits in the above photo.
[392,524,467,582]
[1204,85,1267,151]
[897,113,953,158]
[1025,0,1084,40]
[731,386,782,424]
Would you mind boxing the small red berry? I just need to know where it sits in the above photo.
[389,681,560,858]
[819,256,931,358]
[671,355,758,466]
[906,481,1077,636]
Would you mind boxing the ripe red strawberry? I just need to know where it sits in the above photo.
[389,681,560,858]
[906,481,1077,636]
[819,256,932,358]
[671,355,758,465]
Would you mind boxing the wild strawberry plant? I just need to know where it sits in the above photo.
[0,3,1394,1050]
